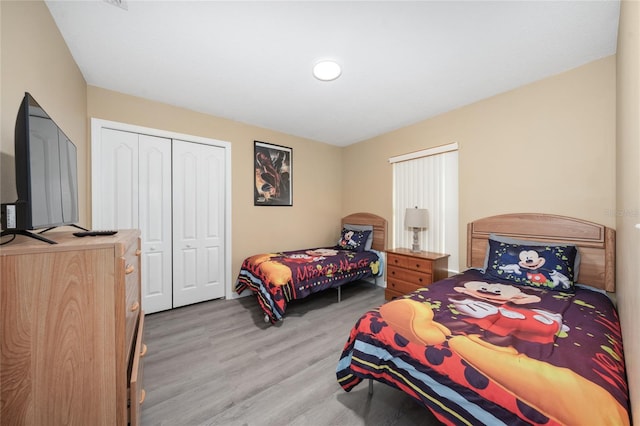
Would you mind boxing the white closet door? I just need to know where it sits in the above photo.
[138,135,173,313]
[98,128,139,229]
[172,140,226,307]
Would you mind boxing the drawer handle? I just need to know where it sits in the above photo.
[139,389,146,405]
[130,302,140,312]
[136,249,142,256]
[140,343,148,357]
[125,264,135,275]
[415,263,421,268]
[419,278,423,282]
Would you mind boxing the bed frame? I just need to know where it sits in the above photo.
[467,213,616,292]
[327,212,387,304]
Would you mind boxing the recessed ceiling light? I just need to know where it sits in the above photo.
[313,60,341,81]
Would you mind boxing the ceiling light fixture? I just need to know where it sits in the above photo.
[313,60,341,81]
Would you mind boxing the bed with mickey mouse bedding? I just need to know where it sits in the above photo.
[235,213,387,323]
[337,213,630,426]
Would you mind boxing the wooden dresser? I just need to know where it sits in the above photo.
[0,230,146,425]
[385,248,450,300]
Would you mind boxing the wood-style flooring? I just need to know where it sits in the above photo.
[140,281,442,426]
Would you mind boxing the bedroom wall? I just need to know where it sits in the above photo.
[86,87,344,280]
[616,0,639,420]
[342,56,617,272]
[0,0,88,226]
[1,0,344,283]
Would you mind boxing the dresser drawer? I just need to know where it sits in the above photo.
[387,253,433,274]
[123,240,141,356]
[387,266,432,287]
[129,312,146,426]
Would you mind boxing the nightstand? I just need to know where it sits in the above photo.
[385,248,450,300]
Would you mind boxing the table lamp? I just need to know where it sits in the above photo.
[405,207,429,252]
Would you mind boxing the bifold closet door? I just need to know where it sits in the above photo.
[138,135,173,313]
[172,140,226,307]
[98,128,173,314]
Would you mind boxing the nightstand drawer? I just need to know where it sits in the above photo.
[387,266,432,287]
[387,253,433,274]
[386,277,425,295]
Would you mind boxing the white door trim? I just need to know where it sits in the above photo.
[91,118,233,300]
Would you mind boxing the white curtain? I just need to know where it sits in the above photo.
[391,144,459,273]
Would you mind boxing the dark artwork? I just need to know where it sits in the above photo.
[254,141,292,206]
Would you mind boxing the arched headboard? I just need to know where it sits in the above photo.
[467,213,615,292]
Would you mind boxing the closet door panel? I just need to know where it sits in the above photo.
[200,146,225,299]
[172,142,200,307]
[99,129,138,230]
[138,135,172,313]
[173,141,225,307]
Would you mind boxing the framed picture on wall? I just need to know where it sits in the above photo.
[254,141,293,206]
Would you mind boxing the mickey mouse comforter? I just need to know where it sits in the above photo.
[336,269,630,426]
[235,247,381,323]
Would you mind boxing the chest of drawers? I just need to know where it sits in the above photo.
[0,230,146,425]
[385,248,449,300]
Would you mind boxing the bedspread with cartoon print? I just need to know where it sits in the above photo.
[336,269,630,426]
[235,247,382,323]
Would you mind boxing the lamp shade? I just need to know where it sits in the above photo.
[405,207,429,229]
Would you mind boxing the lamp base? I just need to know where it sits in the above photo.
[411,228,421,252]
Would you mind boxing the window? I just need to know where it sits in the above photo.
[390,143,459,273]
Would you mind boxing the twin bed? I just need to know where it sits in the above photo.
[236,212,630,425]
[235,212,387,323]
[336,213,630,425]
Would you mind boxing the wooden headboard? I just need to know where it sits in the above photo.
[467,213,616,292]
[342,212,387,252]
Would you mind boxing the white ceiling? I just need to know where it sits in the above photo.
[45,0,620,147]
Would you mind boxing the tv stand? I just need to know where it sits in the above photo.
[38,223,89,234]
[1,229,58,244]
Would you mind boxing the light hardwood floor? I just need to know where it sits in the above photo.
[141,281,442,426]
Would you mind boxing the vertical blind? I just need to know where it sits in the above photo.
[390,143,459,273]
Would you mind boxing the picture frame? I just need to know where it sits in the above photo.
[254,141,293,206]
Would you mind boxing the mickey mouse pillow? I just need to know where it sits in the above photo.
[483,238,578,291]
[336,228,371,252]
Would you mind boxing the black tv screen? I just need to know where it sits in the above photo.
[13,92,79,230]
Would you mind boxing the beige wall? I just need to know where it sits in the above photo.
[344,56,617,271]
[1,1,343,279]
[616,0,639,420]
[0,1,88,225]
[87,87,344,278]
[2,1,635,416]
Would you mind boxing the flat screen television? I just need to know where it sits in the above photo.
[0,92,84,244]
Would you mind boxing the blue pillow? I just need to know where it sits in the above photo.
[336,228,371,252]
[483,239,578,291]
[484,233,581,281]
[344,223,374,251]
